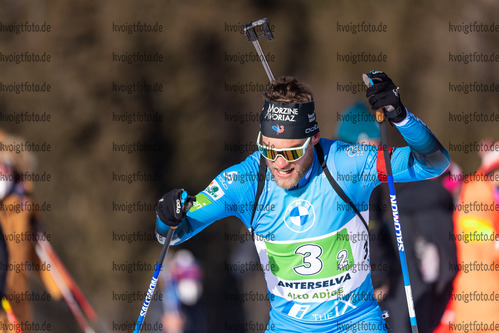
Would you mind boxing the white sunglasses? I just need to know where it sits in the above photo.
[256,132,311,162]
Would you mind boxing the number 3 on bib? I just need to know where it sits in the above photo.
[292,244,324,276]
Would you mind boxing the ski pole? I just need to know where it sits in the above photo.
[362,72,419,333]
[34,241,95,333]
[134,191,194,333]
[35,234,110,333]
[243,18,275,82]
[133,225,174,333]
[1,298,23,333]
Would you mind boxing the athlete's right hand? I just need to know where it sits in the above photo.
[155,189,195,237]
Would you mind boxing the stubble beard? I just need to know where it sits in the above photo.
[270,151,314,190]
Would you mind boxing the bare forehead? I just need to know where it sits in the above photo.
[261,134,307,149]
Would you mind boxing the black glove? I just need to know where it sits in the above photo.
[365,71,407,123]
[155,189,195,235]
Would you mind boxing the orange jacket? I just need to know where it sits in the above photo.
[438,169,499,332]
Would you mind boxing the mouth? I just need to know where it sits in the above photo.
[274,168,295,178]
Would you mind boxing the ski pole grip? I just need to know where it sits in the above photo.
[181,191,196,213]
[244,25,258,42]
[244,18,273,42]
[261,19,274,41]
[362,73,385,123]
[376,109,385,123]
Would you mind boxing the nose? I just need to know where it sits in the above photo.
[274,155,289,169]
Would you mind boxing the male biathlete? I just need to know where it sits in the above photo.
[155,71,450,332]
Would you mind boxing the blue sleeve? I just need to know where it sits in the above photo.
[388,110,450,181]
[171,152,261,245]
[327,110,449,207]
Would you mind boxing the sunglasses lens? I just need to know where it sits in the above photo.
[259,146,275,160]
[281,149,304,161]
[259,146,304,162]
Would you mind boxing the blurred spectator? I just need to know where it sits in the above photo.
[161,249,206,333]
[436,140,499,332]
[381,172,457,332]
[336,99,382,146]
[441,162,464,202]
[0,161,9,301]
[0,130,60,332]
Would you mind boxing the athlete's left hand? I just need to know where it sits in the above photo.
[365,71,407,123]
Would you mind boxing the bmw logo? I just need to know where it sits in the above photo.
[284,200,316,233]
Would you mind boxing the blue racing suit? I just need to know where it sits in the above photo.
[169,110,450,332]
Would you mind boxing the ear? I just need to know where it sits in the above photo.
[312,132,321,146]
